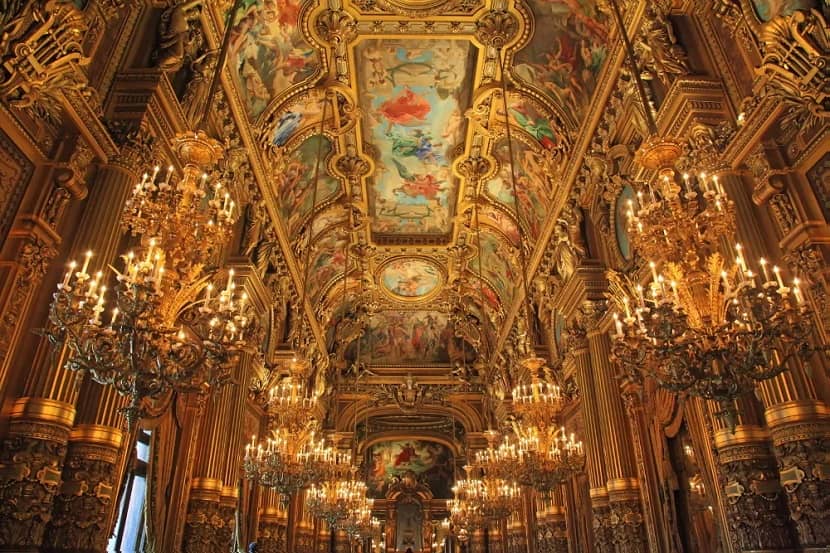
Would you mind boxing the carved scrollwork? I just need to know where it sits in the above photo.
[772,427,830,547]
[756,9,830,135]
[314,9,357,45]
[0,0,90,111]
[592,504,615,553]
[717,441,797,551]
[475,10,519,50]
[182,498,222,553]
[257,520,287,553]
[42,440,121,552]
[0,422,70,548]
[609,499,647,553]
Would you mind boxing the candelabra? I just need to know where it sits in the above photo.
[610,247,812,428]
[449,475,488,531]
[46,132,250,427]
[243,429,336,495]
[340,497,379,539]
[487,356,585,491]
[478,427,584,493]
[307,466,369,527]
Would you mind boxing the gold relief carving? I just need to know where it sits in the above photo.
[756,9,829,134]
[0,129,34,242]
[0,0,90,112]
[475,10,519,50]
[608,498,646,553]
[257,520,287,553]
[0,419,70,548]
[42,439,122,552]
[314,9,357,46]
[770,426,830,546]
[182,497,222,553]
[716,440,797,551]
[155,0,205,74]
[591,503,615,553]
[0,234,59,372]
[636,0,691,85]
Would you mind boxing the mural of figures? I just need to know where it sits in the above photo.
[356,39,474,235]
[353,311,454,364]
[307,232,348,304]
[508,97,560,152]
[229,0,319,119]
[275,135,340,239]
[513,0,608,118]
[380,258,443,299]
[486,139,551,240]
[750,0,816,20]
[366,440,454,498]
[479,204,521,246]
[473,230,517,306]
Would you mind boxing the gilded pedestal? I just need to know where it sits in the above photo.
[0,398,74,552]
[41,424,124,553]
[766,401,830,551]
[715,426,798,552]
[256,507,287,553]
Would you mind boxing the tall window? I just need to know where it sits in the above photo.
[108,429,151,553]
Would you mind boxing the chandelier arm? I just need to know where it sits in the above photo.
[497,47,536,350]
[196,0,246,132]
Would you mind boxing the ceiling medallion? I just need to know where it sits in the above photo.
[378,257,444,302]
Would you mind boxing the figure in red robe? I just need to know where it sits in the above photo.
[394,443,418,466]
[377,87,431,128]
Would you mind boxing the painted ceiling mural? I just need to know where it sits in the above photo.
[366,440,454,499]
[234,0,617,369]
[229,0,319,120]
[356,39,474,238]
[513,0,608,119]
[274,134,340,240]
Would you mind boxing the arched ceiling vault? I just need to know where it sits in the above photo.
[226,0,613,375]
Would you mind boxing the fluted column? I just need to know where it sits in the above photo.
[0,141,145,551]
[566,322,610,552]
[583,303,647,553]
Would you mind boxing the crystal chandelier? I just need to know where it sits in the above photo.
[449,473,488,531]
[245,90,335,493]
[604,0,817,428]
[486,45,586,493]
[242,428,334,494]
[340,497,379,539]
[307,465,369,527]
[47,131,251,426]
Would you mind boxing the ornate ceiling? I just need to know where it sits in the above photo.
[228,0,612,370]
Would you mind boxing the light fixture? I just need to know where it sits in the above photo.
[243,429,335,495]
[604,0,818,429]
[45,0,250,428]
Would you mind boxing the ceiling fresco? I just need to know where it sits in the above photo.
[379,257,444,301]
[512,0,608,119]
[229,0,320,120]
[356,38,474,238]
[236,0,616,369]
[274,134,340,240]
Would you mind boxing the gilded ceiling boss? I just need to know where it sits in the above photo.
[0,0,827,552]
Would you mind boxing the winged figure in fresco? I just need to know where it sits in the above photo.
[509,105,557,151]
[391,159,446,201]
[387,129,444,164]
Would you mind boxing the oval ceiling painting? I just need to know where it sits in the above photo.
[380,257,443,300]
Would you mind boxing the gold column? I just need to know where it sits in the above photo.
[566,321,611,552]
[584,306,647,553]
[257,488,288,553]
[0,140,145,551]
